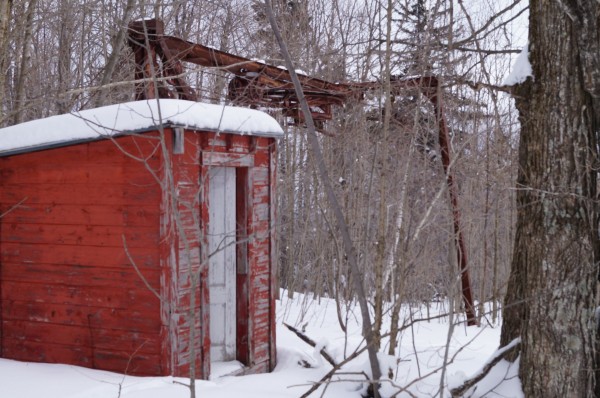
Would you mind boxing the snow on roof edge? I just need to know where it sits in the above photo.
[0,99,284,157]
[504,42,533,86]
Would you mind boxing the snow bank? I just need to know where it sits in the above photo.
[504,43,533,85]
[0,292,522,398]
[0,100,283,156]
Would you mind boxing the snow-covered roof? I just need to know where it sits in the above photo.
[0,99,284,157]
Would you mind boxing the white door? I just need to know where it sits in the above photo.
[208,167,237,362]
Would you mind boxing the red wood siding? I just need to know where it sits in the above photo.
[0,135,164,376]
[159,130,205,377]
[0,128,277,379]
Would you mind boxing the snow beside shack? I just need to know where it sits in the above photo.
[0,292,520,398]
[0,100,283,156]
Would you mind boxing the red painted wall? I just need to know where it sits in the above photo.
[0,129,277,379]
[0,135,164,375]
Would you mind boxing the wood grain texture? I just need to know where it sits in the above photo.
[0,135,164,376]
[0,129,278,379]
[1,204,159,227]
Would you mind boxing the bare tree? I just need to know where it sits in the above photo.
[0,0,12,120]
[264,1,384,395]
[95,0,137,107]
[1,1,536,394]
[12,0,37,124]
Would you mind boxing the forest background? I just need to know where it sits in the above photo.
[0,0,530,395]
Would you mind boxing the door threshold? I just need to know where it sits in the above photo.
[209,360,245,380]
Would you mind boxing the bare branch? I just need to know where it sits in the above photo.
[283,323,337,367]
[0,197,28,218]
[450,338,521,397]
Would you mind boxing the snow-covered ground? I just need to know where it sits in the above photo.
[0,291,521,397]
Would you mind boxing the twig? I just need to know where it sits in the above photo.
[390,325,488,398]
[0,197,28,218]
[284,323,337,367]
[264,1,382,393]
[299,344,369,398]
[295,308,465,398]
[449,338,521,397]
[122,235,162,301]
[117,340,148,398]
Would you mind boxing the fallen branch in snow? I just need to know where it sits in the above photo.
[299,344,369,398]
[389,327,487,398]
[283,323,337,367]
[294,313,460,398]
[449,338,521,397]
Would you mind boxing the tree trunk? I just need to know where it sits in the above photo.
[0,0,12,122]
[500,1,600,396]
[56,0,72,114]
[94,0,136,107]
[264,1,382,394]
[13,0,36,124]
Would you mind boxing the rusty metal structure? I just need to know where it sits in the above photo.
[127,19,477,326]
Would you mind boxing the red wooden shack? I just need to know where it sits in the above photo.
[0,99,281,378]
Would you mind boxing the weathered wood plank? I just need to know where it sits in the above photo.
[0,162,160,185]
[203,134,228,148]
[0,182,161,206]
[2,301,161,331]
[252,185,269,199]
[1,339,164,376]
[1,223,159,248]
[1,242,159,269]
[2,281,159,309]
[2,320,161,354]
[251,167,269,185]
[201,152,254,167]
[1,262,160,289]
[1,339,95,367]
[269,141,277,370]
[228,134,252,153]
[1,204,159,227]
[253,150,269,167]
[254,137,269,149]
[92,349,164,376]
[0,133,163,165]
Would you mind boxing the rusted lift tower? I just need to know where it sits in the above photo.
[128,19,477,326]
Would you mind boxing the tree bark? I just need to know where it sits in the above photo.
[13,0,36,124]
[56,0,72,114]
[500,1,600,396]
[0,0,12,123]
[94,0,136,107]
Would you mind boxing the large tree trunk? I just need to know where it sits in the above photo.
[500,1,600,396]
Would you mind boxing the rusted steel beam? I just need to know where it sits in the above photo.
[127,19,197,101]
[426,82,477,326]
[155,37,197,100]
[157,35,349,93]
[129,34,159,100]
[354,76,477,325]
[125,19,477,325]
[127,20,347,124]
